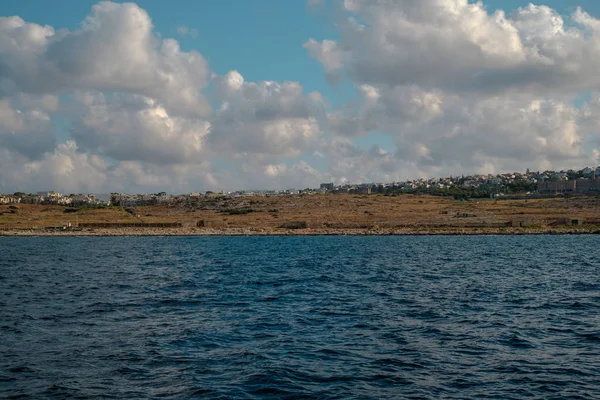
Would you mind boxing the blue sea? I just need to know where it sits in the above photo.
[1,236,599,399]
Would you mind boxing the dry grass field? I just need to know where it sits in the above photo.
[2,194,600,232]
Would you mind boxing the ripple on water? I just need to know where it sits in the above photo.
[1,235,599,399]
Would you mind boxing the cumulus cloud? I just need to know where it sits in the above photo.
[0,141,109,193]
[307,0,600,176]
[0,0,332,193]
[210,70,325,160]
[326,137,411,184]
[306,1,600,95]
[70,91,210,165]
[264,163,287,177]
[0,140,220,194]
[304,39,344,83]
[3,0,600,194]
[0,2,210,116]
[226,159,325,191]
[176,25,198,38]
[0,99,55,158]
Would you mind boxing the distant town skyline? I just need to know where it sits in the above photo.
[3,164,600,198]
[2,0,600,194]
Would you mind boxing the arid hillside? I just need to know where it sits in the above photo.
[2,194,600,232]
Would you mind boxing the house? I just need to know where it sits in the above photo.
[510,219,530,228]
[575,178,600,193]
[38,191,63,204]
[69,194,95,206]
[0,195,20,204]
[20,194,43,204]
[551,217,584,226]
[537,180,576,193]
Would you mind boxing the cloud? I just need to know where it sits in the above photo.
[176,25,198,38]
[304,39,344,83]
[325,137,410,184]
[225,159,325,190]
[0,140,220,194]
[0,2,210,116]
[306,1,600,95]
[70,91,210,165]
[0,99,55,159]
[307,0,600,176]
[264,163,287,177]
[3,1,600,194]
[210,70,325,160]
[0,141,109,193]
[0,0,332,194]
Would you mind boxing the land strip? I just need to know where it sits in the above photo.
[1,194,599,236]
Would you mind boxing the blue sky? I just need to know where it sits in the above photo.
[2,0,600,193]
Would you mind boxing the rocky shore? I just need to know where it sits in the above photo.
[1,227,598,236]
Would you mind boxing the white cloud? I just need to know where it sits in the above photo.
[3,1,600,194]
[210,70,325,160]
[304,39,344,83]
[0,141,108,193]
[70,91,210,165]
[176,25,198,38]
[326,137,411,184]
[264,163,287,177]
[0,2,210,116]
[306,1,600,95]
[307,0,600,176]
[228,159,325,190]
[0,99,55,158]
[0,140,220,194]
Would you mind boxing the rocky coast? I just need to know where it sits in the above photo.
[1,227,597,236]
[2,194,600,236]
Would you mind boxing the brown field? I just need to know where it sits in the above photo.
[1,194,600,234]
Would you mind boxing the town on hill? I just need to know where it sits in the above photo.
[2,166,600,207]
[3,165,600,235]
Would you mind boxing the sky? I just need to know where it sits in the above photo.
[2,0,600,194]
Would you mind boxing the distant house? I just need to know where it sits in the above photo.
[20,194,43,204]
[574,178,600,193]
[38,191,62,202]
[320,183,334,191]
[350,186,371,194]
[69,193,95,206]
[205,191,224,198]
[537,180,576,194]
[0,195,21,204]
[538,178,600,194]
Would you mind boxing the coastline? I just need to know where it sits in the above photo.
[1,227,598,236]
[3,195,600,238]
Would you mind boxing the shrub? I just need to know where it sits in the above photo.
[222,208,254,215]
[279,221,307,229]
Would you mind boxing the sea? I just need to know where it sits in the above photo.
[1,235,599,399]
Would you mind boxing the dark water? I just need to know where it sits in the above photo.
[1,236,599,399]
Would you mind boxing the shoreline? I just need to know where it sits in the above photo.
[3,195,599,238]
[1,227,598,237]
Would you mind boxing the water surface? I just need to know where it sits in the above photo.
[1,236,599,399]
